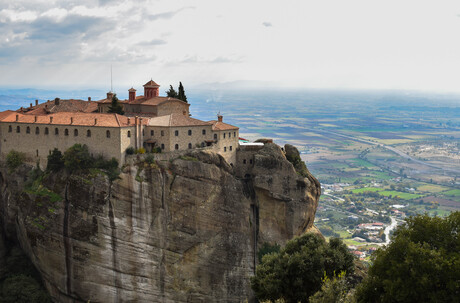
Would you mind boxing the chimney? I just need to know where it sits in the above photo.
[127,118,131,125]
[35,99,38,106]
[30,103,33,108]
[128,88,136,101]
[217,114,223,122]
[34,116,37,122]
[88,97,91,101]
[50,117,53,124]
[107,92,114,100]
[94,118,98,125]
[70,117,73,125]
[15,114,19,121]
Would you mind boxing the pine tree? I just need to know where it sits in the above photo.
[177,82,188,103]
[107,93,124,115]
[166,85,178,98]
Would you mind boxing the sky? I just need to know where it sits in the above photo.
[1,0,460,93]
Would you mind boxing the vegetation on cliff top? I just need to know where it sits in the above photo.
[6,150,26,172]
[251,233,354,303]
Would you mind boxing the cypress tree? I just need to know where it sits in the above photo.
[166,85,178,98]
[177,82,188,103]
[108,93,124,115]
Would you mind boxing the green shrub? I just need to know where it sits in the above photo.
[251,233,354,303]
[136,147,146,154]
[145,154,155,164]
[126,146,135,155]
[6,150,26,171]
[63,144,93,172]
[46,148,64,172]
[152,147,162,153]
[257,242,281,263]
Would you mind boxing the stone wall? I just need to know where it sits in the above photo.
[156,101,189,116]
[0,122,135,167]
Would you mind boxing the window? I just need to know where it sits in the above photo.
[26,126,30,134]
[16,126,20,133]
[243,159,247,164]
[55,128,59,135]
[175,130,179,136]
[87,130,91,137]
[161,130,164,136]
[35,127,39,134]
[8,125,12,132]
[161,144,165,149]
[223,133,226,139]
[151,130,154,136]
[202,129,206,135]
[106,130,110,138]
[234,132,236,137]
[127,131,131,137]
[224,147,227,152]
[188,143,192,149]
[65,129,69,136]
[230,146,232,151]
[250,159,253,164]
[188,130,192,136]
[175,144,179,150]
[74,129,78,136]
[44,127,49,135]
[214,134,217,140]
[201,142,205,147]
[228,132,231,138]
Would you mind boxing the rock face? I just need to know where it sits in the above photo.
[0,143,320,302]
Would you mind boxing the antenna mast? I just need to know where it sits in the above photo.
[110,65,113,92]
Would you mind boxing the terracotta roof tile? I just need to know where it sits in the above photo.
[148,114,210,127]
[0,111,140,127]
[143,80,160,87]
[207,120,239,130]
[24,99,98,115]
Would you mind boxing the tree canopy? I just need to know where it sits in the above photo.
[355,212,460,302]
[166,85,178,98]
[107,93,124,115]
[251,233,354,303]
[177,82,187,103]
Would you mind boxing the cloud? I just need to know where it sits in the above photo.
[136,39,167,46]
[262,22,272,27]
[146,6,195,21]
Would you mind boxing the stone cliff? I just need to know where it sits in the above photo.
[0,143,320,302]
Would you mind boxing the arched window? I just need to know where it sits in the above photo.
[188,130,192,136]
[26,126,30,134]
[250,159,253,164]
[188,143,192,149]
[8,125,12,132]
[44,127,49,135]
[127,131,131,137]
[161,130,164,136]
[16,126,20,133]
[74,129,78,136]
[64,129,69,136]
[223,133,226,139]
[224,146,227,152]
[175,130,179,136]
[243,159,247,164]
[202,129,206,135]
[87,130,91,137]
[234,132,236,137]
[151,130,154,136]
[55,128,59,135]
[214,134,217,140]
[161,144,165,149]
[106,130,110,138]
[230,146,232,151]
[175,144,179,150]
[228,132,231,137]
[35,127,39,134]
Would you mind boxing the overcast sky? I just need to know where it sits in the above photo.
[1,0,460,93]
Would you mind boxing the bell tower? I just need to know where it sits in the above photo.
[143,80,160,98]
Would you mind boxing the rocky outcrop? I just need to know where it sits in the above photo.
[0,143,320,302]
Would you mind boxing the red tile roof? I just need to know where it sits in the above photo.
[207,120,239,130]
[0,111,142,127]
[143,80,160,87]
[23,99,98,115]
[148,114,210,127]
